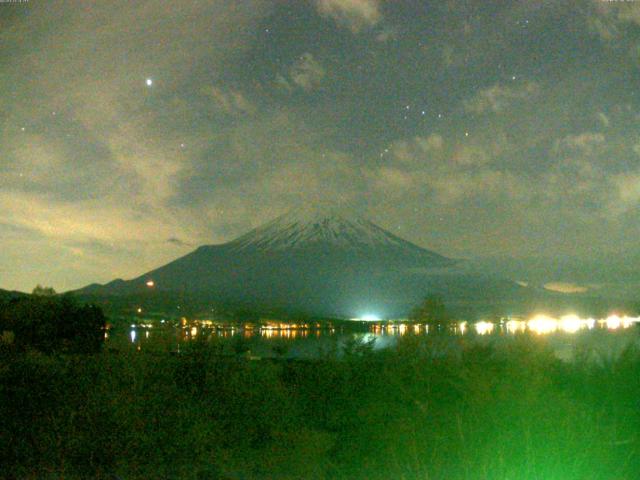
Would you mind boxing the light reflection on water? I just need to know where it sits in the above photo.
[505,314,639,335]
[117,313,640,361]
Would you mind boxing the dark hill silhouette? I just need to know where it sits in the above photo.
[0,288,27,303]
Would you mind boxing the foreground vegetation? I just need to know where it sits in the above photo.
[2,323,640,479]
[2,295,640,478]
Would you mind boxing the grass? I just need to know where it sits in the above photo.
[1,332,640,479]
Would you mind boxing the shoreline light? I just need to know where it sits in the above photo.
[528,314,557,335]
[559,314,582,334]
[475,321,494,335]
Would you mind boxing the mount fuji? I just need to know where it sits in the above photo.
[76,207,522,317]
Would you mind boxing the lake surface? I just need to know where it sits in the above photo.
[105,315,640,362]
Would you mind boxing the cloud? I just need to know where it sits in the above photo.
[463,82,540,114]
[375,166,415,189]
[415,134,444,152]
[543,282,589,294]
[288,53,326,92]
[0,0,273,289]
[555,132,606,154]
[609,172,640,214]
[369,132,525,206]
[588,1,640,41]
[201,86,255,115]
[451,145,491,166]
[389,134,445,165]
[315,0,382,33]
[597,112,610,127]
[426,170,525,206]
[587,14,620,42]
[166,237,193,247]
[375,26,397,42]
[441,45,458,68]
[546,133,609,199]
[172,109,367,238]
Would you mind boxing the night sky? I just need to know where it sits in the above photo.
[2,0,640,293]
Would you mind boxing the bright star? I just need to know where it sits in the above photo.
[146,78,153,86]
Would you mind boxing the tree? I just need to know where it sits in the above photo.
[408,294,450,326]
[0,295,106,353]
[32,285,56,296]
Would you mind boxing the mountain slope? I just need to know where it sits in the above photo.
[75,208,520,317]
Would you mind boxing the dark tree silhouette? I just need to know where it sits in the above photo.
[32,285,57,297]
[408,294,451,326]
[0,294,105,353]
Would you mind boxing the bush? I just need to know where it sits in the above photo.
[2,333,640,478]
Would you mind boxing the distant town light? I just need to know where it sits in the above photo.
[474,321,494,335]
[528,314,557,335]
[605,315,622,329]
[559,314,582,334]
[146,280,155,287]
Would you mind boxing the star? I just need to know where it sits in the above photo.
[145,78,153,87]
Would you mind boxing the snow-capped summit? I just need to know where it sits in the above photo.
[228,206,416,252]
